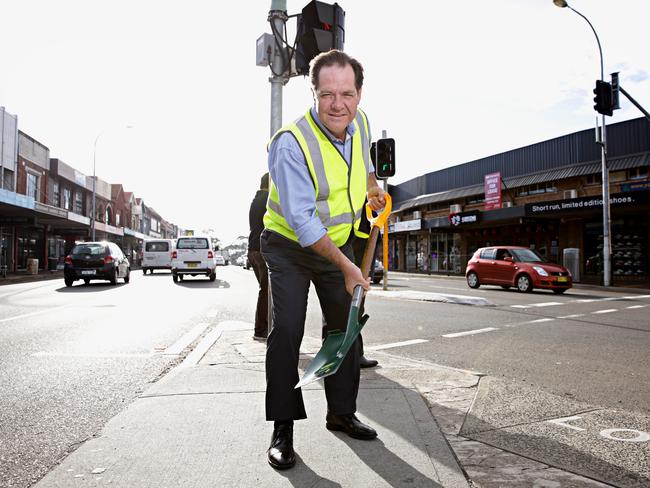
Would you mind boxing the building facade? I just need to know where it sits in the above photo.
[388,117,650,286]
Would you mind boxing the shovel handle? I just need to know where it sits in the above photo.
[360,193,392,279]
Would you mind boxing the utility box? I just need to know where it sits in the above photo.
[256,33,275,67]
[563,248,580,283]
[27,258,39,275]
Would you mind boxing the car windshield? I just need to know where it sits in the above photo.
[177,238,209,249]
[511,248,546,263]
[71,243,105,255]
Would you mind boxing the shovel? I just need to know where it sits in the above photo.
[295,193,392,389]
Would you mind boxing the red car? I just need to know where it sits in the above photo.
[465,246,572,294]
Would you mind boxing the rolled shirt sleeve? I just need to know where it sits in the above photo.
[268,132,327,247]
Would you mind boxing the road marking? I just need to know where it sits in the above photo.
[557,314,586,319]
[160,323,209,355]
[592,309,617,314]
[0,306,66,324]
[626,305,647,309]
[528,318,555,323]
[442,327,499,338]
[32,352,151,358]
[511,302,563,309]
[367,339,429,350]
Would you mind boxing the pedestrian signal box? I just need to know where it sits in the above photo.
[374,138,395,179]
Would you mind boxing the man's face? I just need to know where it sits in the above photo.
[314,64,361,141]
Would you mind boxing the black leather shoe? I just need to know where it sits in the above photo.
[267,424,296,470]
[359,356,378,368]
[326,413,377,440]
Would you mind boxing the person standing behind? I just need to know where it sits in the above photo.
[248,172,270,341]
[261,49,385,470]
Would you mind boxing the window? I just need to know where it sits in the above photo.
[116,212,121,227]
[177,238,209,249]
[628,167,648,180]
[52,182,60,207]
[27,173,39,200]
[74,192,83,215]
[585,174,602,185]
[145,241,169,252]
[517,183,556,197]
[63,188,72,210]
[479,248,496,260]
[610,170,626,183]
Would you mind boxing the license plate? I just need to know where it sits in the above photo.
[187,263,198,268]
[81,270,96,275]
[557,276,568,283]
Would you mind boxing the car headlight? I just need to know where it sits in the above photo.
[533,266,549,276]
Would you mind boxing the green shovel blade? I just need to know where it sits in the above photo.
[295,286,369,389]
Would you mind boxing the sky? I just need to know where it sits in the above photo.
[1,0,648,244]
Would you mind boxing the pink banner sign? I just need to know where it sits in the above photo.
[484,172,502,210]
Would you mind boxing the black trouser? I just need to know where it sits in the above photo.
[247,249,268,337]
[261,230,360,421]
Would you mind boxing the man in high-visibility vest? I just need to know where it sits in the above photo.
[261,49,385,470]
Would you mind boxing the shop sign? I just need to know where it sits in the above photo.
[390,219,422,233]
[0,217,29,224]
[484,172,502,210]
[621,181,650,192]
[449,211,479,227]
[526,191,650,216]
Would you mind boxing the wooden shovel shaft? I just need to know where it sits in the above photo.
[359,226,381,279]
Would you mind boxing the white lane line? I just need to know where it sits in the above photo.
[574,299,598,303]
[33,352,151,358]
[626,305,647,309]
[528,318,555,323]
[592,309,617,314]
[442,327,499,338]
[0,306,67,324]
[367,339,429,350]
[511,302,563,309]
[557,314,586,319]
[160,323,209,355]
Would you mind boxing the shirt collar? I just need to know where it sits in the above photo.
[310,107,356,143]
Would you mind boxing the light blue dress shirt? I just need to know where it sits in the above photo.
[268,107,374,247]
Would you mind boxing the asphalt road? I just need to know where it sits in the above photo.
[2,266,649,487]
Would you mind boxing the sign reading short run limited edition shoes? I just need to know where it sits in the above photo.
[525,190,650,216]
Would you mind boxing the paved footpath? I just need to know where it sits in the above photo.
[32,319,627,487]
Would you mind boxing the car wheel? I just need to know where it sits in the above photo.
[124,269,130,284]
[466,271,480,289]
[500,285,510,290]
[110,268,118,286]
[83,279,90,285]
[552,288,567,294]
[209,272,216,282]
[143,268,147,275]
[64,277,74,287]
[517,274,533,293]
[172,274,178,283]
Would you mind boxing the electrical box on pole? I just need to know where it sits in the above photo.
[295,1,345,75]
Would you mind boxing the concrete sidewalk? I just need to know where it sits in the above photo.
[35,321,471,488]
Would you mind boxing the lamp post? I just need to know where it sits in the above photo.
[554,0,611,286]
[90,126,133,241]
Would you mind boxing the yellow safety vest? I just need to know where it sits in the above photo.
[264,108,371,247]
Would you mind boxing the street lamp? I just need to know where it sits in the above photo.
[554,0,612,286]
[90,126,133,241]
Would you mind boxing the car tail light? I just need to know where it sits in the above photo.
[104,255,114,264]
[64,255,72,265]
[171,251,177,259]
[208,251,213,259]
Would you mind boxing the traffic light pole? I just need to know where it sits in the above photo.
[269,1,289,136]
[381,130,388,291]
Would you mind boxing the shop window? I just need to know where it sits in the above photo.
[466,195,485,205]
[63,188,72,210]
[628,167,648,180]
[585,174,602,186]
[51,181,60,207]
[27,172,39,200]
[74,192,83,215]
[517,182,557,197]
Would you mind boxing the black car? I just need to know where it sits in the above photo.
[64,241,131,287]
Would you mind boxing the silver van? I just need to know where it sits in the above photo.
[142,239,175,274]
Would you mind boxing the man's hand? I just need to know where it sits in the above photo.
[367,185,386,212]
[342,260,370,296]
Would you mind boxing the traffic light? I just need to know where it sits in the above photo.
[374,138,395,179]
[593,80,613,116]
[611,72,620,110]
[295,1,345,75]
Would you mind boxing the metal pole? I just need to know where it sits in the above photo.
[269,0,288,137]
[1,107,5,190]
[381,130,389,291]
[567,5,611,286]
[91,132,103,241]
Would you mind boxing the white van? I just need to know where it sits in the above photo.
[171,236,216,282]
[142,239,175,274]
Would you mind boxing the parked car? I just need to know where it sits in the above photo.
[171,236,216,282]
[64,241,130,287]
[142,239,175,274]
[465,246,572,294]
[372,258,384,284]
